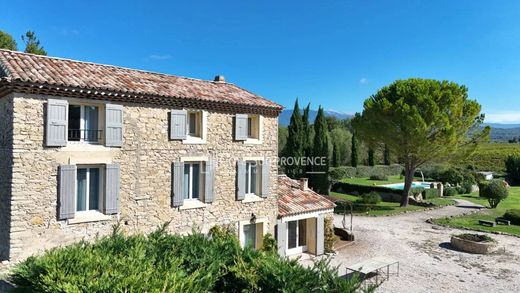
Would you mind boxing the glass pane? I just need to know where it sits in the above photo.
[76,168,87,211]
[192,163,200,199]
[250,162,257,194]
[68,105,81,141]
[246,162,251,194]
[189,113,197,135]
[243,224,256,248]
[183,164,190,199]
[84,106,99,142]
[247,117,253,137]
[298,219,307,246]
[288,221,297,249]
[89,168,100,210]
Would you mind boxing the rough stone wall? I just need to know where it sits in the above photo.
[9,93,279,261]
[0,94,13,261]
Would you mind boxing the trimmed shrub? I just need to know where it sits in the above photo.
[454,233,494,242]
[505,155,520,185]
[443,187,458,197]
[504,209,520,225]
[369,174,388,181]
[422,188,439,199]
[329,166,357,181]
[9,225,362,292]
[460,181,474,194]
[359,192,382,205]
[480,179,509,208]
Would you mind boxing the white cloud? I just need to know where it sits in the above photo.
[359,78,368,84]
[485,112,520,124]
[149,54,172,60]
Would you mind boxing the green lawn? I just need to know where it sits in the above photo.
[331,191,456,216]
[434,187,520,236]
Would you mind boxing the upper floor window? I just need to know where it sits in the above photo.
[68,105,101,143]
[170,109,207,144]
[235,114,262,143]
[187,111,202,138]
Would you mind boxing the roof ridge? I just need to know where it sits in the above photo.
[0,49,228,86]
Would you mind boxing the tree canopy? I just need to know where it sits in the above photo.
[353,78,489,206]
[22,31,47,55]
[0,30,17,51]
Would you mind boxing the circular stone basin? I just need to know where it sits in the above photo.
[450,234,496,254]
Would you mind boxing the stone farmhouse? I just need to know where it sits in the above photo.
[0,49,334,261]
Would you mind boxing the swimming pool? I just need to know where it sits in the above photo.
[383,182,432,190]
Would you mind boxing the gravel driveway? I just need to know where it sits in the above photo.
[301,199,520,292]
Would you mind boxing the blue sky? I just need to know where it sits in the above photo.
[2,0,520,122]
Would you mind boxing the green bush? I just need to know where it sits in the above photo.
[324,217,337,253]
[443,187,459,197]
[504,209,520,225]
[460,181,474,194]
[454,233,494,242]
[505,155,520,185]
[9,224,362,292]
[422,188,439,199]
[359,192,382,205]
[369,174,388,181]
[480,179,509,208]
[261,233,277,254]
[329,166,357,181]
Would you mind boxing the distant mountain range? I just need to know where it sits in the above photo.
[278,109,352,126]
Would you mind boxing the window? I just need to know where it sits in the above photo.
[183,162,204,200]
[246,115,260,139]
[68,105,101,143]
[76,167,101,212]
[287,219,307,250]
[245,161,260,196]
[187,111,202,138]
[242,223,257,249]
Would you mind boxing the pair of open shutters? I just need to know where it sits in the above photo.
[171,159,271,207]
[276,214,325,257]
[169,111,250,141]
[58,164,120,220]
[46,99,123,147]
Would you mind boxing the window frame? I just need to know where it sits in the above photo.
[75,165,104,214]
[67,103,103,145]
[183,110,207,144]
[245,160,261,196]
[244,115,263,144]
[183,161,206,201]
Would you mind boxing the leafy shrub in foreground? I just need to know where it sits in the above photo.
[9,224,363,292]
[504,209,520,225]
[480,180,509,208]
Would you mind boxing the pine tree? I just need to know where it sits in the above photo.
[383,144,391,165]
[332,142,340,167]
[368,147,375,166]
[351,135,358,167]
[310,106,329,194]
[283,99,304,178]
[22,31,47,55]
[0,30,17,51]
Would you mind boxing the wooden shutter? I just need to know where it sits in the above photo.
[172,162,184,207]
[235,114,248,141]
[204,161,215,203]
[59,165,76,219]
[46,99,68,147]
[170,110,187,140]
[277,221,286,257]
[105,104,124,147]
[316,214,325,255]
[236,160,246,200]
[105,164,120,214]
[261,158,270,198]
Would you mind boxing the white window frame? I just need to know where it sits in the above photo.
[68,103,102,145]
[244,115,263,144]
[245,160,261,197]
[182,159,206,203]
[286,219,308,255]
[75,165,104,214]
[183,110,207,144]
[238,218,268,249]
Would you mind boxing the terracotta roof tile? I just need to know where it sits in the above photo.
[277,175,335,217]
[0,49,282,114]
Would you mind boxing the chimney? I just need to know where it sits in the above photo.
[214,75,225,82]
[299,178,309,191]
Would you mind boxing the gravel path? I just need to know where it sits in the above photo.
[301,199,520,292]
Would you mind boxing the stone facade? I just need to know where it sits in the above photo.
[3,92,279,261]
[0,94,13,260]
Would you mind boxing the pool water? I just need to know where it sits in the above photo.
[383,182,432,190]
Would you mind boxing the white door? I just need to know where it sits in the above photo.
[286,219,308,255]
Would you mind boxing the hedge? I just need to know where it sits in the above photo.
[330,165,404,181]
[422,188,439,199]
[504,209,520,225]
[331,182,424,202]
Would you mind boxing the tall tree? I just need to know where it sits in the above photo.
[383,144,391,165]
[353,78,489,207]
[310,106,330,194]
[302,103,313,175]
[351,134,358,167]
[332,142,341,167]
[0,30,17,51]
[368,147,375,166]
[22,31,47,55]
[282,99,304,178]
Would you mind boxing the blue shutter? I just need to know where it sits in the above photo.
[204,161,215,203]
[277,221,286,257]
[105,104,124,147]
[316,214,325,255]
[105,164,120,214]
[46,99,68,146]
[235,114,248,141]
[59,165,76,219]
[170,110,187,140]
[236,160,246,200]
[261,159,270,198]
[172,162,184,207]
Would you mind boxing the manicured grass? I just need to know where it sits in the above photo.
[434,186,520,236]
[331,192,456,216]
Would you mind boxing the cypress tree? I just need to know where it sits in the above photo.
[302,103,313,175]
[351,135,358,167]
[310,106,329,194]
[332,142,340,167]
[383,144,391,165]
[368,147,375,166]
[283,99,304,178]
